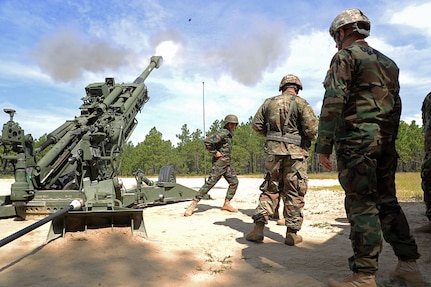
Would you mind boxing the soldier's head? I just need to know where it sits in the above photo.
[279,74,302,94]
[223,114,238,131]
[329,8,370,50]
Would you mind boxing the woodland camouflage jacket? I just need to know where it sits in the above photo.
[315,41,401,155]
[204,128,233,163]
[422,92,431,153]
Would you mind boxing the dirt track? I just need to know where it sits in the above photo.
[0,178,429,287]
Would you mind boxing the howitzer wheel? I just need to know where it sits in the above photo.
[158,165,176,183]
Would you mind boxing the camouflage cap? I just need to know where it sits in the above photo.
[279,74,303,91]
[329,8,370,39]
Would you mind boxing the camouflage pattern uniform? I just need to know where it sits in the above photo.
[315,40,420,274]
[196,128,238,200]
[421,92,431,221]
[251,88,318,232]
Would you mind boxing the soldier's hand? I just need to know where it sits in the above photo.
[319,154,332,171]
[214,151,222,158]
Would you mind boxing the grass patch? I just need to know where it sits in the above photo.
[309,222,332,229]
[308,172,424,202]
[395,172,423,202]
[203,251,233,274]
[309,185,344,192]
[308,172,338,180]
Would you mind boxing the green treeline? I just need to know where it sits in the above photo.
[118,118,424,176]
[25,117,423,177]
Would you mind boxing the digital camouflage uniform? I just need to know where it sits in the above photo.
[251,89,318,232]
[315,41,420,274]
[196,128,238,200]
[421,92,431,221]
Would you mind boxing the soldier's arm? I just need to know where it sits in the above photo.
[204,131,223,155]
[316,51,352,154]
[251,101,269,137]
[300,100,319,141]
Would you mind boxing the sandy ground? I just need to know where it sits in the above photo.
[0,177,430,287]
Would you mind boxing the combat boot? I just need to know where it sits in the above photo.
[276,218,286,225]
[328,272,376,287]
[415,222,431,233]
[246,222,265,242]
[390,260,425,287]
[285,228,302,246]
[221,198,238,212]
[184,198,200,217]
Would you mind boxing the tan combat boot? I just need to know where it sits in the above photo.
[184,198,200,217]
[285,228,303,246]
[221,198,238,212]
[390,260,425,287]
[415,221,431,233]
[246,222,265,242]
[276,218,286,225]
[328,272,377,287]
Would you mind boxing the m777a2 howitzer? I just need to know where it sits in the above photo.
[0,56,197,247]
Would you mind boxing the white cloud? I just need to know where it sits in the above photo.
[389,2,431,36]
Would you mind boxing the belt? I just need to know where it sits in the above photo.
[266,132,301,146]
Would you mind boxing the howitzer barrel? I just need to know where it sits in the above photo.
[133,56,163,84]
[0,199,82,248]
[112,55,163,143]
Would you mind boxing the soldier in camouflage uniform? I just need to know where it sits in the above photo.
[246,74,318,246]
[418,92,431,233]
[184,114,239,217]
[315,8,424,287]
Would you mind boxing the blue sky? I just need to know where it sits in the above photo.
[0,0,430,146]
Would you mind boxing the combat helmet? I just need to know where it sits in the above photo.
[223,114,238,127]
[279,74,303,92]
[329,8,370,39]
